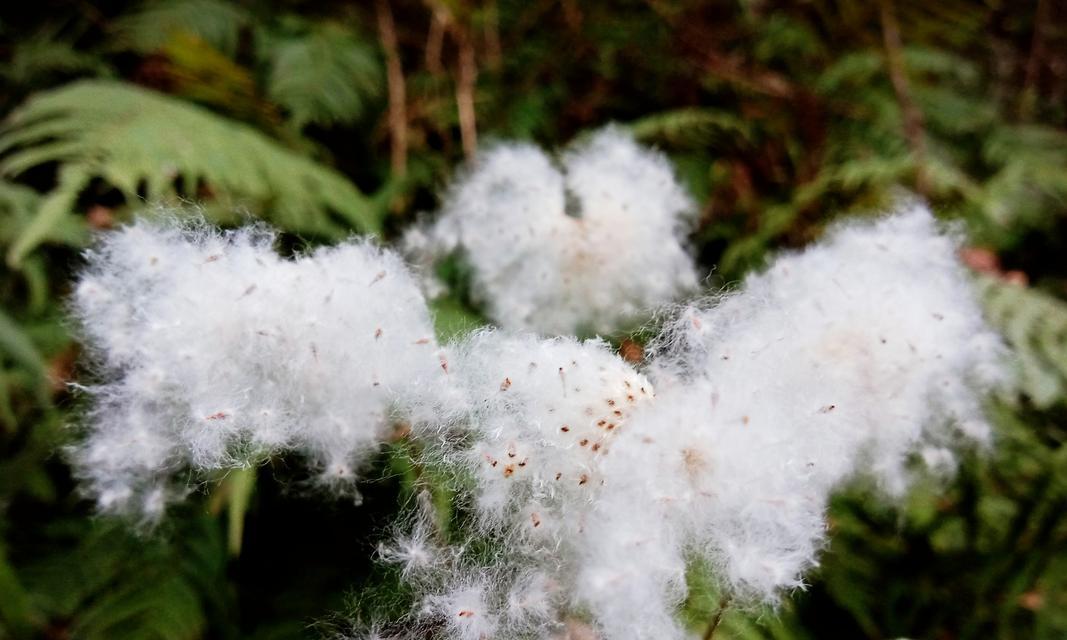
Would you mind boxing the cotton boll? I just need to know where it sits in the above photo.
[421,331,654,541]
[651,203,1007,492]
[411,128,699,335]
[392,331,657,638]
[570,204,1007,630]
[70,217,445,517]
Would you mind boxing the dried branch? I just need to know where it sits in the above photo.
[376,0,408,177]
[454,25,479,159]
[701,595,731,640]
[426,6,448,75]
[878,0,930,196]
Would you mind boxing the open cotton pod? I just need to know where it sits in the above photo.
[70,216,447,519]
[408,128,700,336]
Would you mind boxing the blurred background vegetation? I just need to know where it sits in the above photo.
[1,0,1066,638]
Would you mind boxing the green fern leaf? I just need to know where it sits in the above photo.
[21,517,229,639]
[111,0,250,56]
[629,107,752,149]
[0,80,381,265]
[266,23,382,130]
[980,277,1067,407]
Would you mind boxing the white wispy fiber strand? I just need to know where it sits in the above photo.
[378,205,1006,640]
[407,127,699,336]
[382,332,654,639]
[70,218,446,519]
[572,204,1008,640]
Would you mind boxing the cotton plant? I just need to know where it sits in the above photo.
[378,331,656,639]
[404,127,700,336]
[68,200,1005,635]
[70,217,448,519]
[370,205,1007,640]
[569,205,1008,640]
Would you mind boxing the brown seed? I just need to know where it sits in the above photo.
[374,328,383,339]
[578,474,589,486]
[531,513,541,528]
[457,610,474,618]
[503,465,515,477]
[742,415,750,425]
[500,377,512,391]
[205,411,228,421]
[560,425,571,433]
[579,439,589,447]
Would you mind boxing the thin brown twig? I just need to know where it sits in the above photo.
[425,7,448,75]
[702,595,732,640]
[483,0,502,70]
[454,25,479,160]
[1021,0,1049,117]
[376,0,408,177]
[878,0,929,196]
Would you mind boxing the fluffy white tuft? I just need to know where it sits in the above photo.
[409,128,700,336]
[570,204,1008,639]
[70,217,445,518]
[390,204,1006,640]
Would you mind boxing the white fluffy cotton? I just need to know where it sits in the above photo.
[409,128,699,336]
[428,331,653,533]
[382,332,653,638]
[571,204,1007,640]
[385,204,1006,640]
[70,217,445,519]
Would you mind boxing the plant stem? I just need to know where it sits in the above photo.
[702,595,732,640]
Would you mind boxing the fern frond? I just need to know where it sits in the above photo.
[111,0,250,57]
[22,517,228,640]
[980,277,1067,407]
[629,107,752,149]
[266,23,382,129]
[0,80,381,265]
[2,36,111,87]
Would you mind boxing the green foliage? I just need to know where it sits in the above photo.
[981,277,1067,408]
[17,516,230,640]
[0,80,381,265]
[0,0,1065,638]
[265,22,382,130]
[111,0,250,56]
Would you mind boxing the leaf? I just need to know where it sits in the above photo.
[0,307,48,382]
[226,467,256,556]
[5,166,89,267]
[21,517,229,639]
[630,107,752,150]
[266,23,382,130]
[0,80,382,254]
[980,277,1067,408]
[111,0,250,57]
